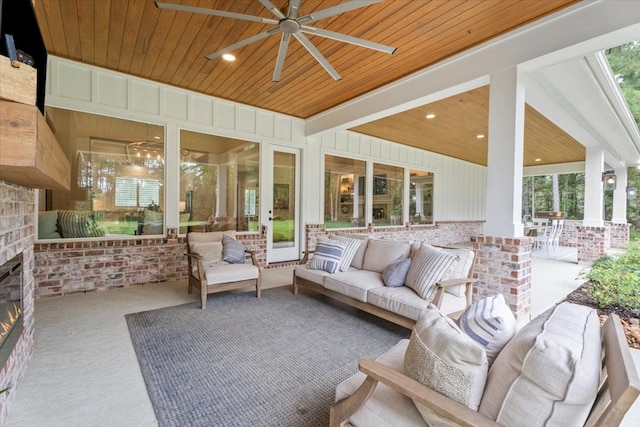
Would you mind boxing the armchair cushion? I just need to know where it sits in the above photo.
[405,305,488,424]
[189,241,223,264]
[222,234,245,264]
[458,293,517,365]
[309,238,347,274]
[479,302,601,426]
[405,244,458,300]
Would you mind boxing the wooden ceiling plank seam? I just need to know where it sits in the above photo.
[32,1,54,55]
[41,0,69,56]
[58,0,81,58]
[161,0,220,83]
[129,0,163,76]
[105,0,128,71]
[75,0,95,64]
[149,2,197,81]
[92,0,111,67]
[138,5,180,77]
[117,0,147,72]
[174,1,265,89]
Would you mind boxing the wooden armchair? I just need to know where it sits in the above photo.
[330,314,640,427]
[186,231,261,309]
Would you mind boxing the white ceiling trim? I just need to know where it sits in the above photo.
[305,0,640,138]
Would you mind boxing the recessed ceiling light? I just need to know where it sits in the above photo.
[535,158,542,162]
[154,136,161,140]
[476,134,485,139]
[222,53,236,62]
[425,114,435,119]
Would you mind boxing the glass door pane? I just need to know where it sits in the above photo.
[270,149,299,262]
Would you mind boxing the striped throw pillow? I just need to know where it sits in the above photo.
[57,210,106,238]
[405,244,459,300]
[309,238,348,274]
[458,294,517,365]
[329,235,363,271]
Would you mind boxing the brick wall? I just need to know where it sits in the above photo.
[33,229,268,297]
[474,236,533,322]
[0,181,35,425]
[610,222,630,248]
[305,221,484,250]
[577,225,610,265]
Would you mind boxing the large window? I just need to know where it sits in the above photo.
[179,130,259,234]
[324,155,367,228]
[409,169,434,225]
[38,108,165,239]
[373,163,404,227]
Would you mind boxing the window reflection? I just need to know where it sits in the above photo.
[38,108,165,239]
[409,169,434,225]
[179,130,259,234]
[324,155,366,228]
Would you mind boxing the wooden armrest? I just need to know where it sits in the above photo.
[346,359,499,427]
[436,277,477,288]
[299,250,315,264]
[185,253,203,260]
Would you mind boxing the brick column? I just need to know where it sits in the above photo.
[474,236,533,322]
[609,222,630,249]
[577,225,610,265]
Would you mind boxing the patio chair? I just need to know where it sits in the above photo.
[533,219,557,252]
[550,219,565,253]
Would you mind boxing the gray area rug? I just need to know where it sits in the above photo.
[126,286,410,427]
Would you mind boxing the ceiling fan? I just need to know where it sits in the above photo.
[155,0,396,81]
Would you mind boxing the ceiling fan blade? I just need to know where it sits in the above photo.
[298,0,382,25]
[300,26,396,54]
[288,0,302,19]
[155,2,278,25]
[293,32,341,81]
[272,33,292,82]
[258,0,286,19]
[205,30,278,60]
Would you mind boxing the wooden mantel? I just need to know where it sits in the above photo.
[0,56,70,191]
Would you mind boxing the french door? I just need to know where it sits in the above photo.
[267,146,300,263]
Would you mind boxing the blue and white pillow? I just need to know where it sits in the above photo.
[222,234,246,264]
[405,244,458,300]
[457,293,517,365]
[382,256,412,287]
[329,235,363,272]
[309,238,348,274]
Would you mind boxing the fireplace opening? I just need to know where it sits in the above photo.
[0,253,23,369]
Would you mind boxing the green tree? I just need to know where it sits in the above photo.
[606,41,640,127]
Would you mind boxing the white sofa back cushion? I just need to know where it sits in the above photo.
[404,304,488,424]
[362,239,411,273]
[439,247,475,297]
[479,302,601,426]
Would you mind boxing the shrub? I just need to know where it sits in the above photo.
[581,240,640,317]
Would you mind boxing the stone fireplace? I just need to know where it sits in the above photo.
[0,254,23,369]
[0,181,35,425]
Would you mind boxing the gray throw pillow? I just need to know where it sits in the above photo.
[222,234,246,264]
[382,256,412,287]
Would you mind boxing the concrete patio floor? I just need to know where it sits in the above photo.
[4,249,639,426]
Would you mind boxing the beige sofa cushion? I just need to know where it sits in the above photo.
[479,302,601,426]
[405,244,459,300]
[367,286,429,321]
[335,339,426,427]
[405,304,488,424]
[294,264,331,285]
[362,239,411,273]
[323,270,384,302]
[189,241,223,264]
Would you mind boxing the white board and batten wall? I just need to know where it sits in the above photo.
[44,56,487,246]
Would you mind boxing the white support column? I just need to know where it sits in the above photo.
[165,121,180,229]
[583,147,605,227]
[484,66,525,237]
[612,166,628,224]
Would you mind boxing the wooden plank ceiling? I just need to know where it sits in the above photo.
[33,0,584,166]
